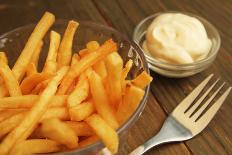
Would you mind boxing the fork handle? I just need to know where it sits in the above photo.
[129,116,192,155]
[129,129,171,155]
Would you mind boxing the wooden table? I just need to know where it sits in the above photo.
[0,0,231,154]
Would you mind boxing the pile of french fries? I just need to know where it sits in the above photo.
[0,12,152,155]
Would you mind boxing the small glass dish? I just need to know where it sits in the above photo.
[133,12,221,78]
[0,21,150,155]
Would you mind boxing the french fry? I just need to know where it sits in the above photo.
[20,72,53,94]
[31,79,49,94]
[85,114,118,154]
[105,52,123,107]
[132,71,153,89]
[88,70,119,129]
[66,80,77,95]
[67,75,89,108]
[78,136,98,149]
[57,39,117,95]
[0,12,55,98]
[0,86,8,98]
[43,31,61,74]
[40,118,78,149]
[30,41,43,68]
[0,107,69,139]
[121,59,133,95]
[71,53,80,66]
[0,67,68,154]
[93,61,107,79]
[0,52,8,92]
[85,41,107,79]
[0,52,7,89]
[69,101,95,121]
[12,12,55,82]
[42,107,69,120]
[46,31,61,62]
[86,41,100,52]
[33,121,94,139]
[0,52,8,65]
[0,109,26,122]
[0,113,26,139]
[121,59,133,80]
[0,62,22,96]
[65,121,94,136]
[9,139,61,155]
[26,63,37,77]
[0,95,67,109]
[116,85,145,124]
[57,21,79,68]
[79,49,91,58]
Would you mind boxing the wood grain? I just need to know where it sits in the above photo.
[0,0,231,155]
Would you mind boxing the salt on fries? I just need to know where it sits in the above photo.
[0,11,152,154]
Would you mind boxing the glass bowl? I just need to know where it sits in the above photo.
[0,21,150,155]
[133,12,221,78]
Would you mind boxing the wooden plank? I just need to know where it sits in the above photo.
[93,0,232,154]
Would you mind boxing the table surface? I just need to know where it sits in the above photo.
[0,0,231,155]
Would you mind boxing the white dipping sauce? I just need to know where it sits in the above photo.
[143,13,212,64]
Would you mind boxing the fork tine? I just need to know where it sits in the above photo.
[173,74,213,114]
[196,87,231,128]
[185,79,219,117]
[191,82,225,121]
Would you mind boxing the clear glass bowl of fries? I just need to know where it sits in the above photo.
[0,17,150,154]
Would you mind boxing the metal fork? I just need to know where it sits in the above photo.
[130,74,231,155]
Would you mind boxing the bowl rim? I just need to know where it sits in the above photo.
[0,20,150,154]
[133,11,221,69]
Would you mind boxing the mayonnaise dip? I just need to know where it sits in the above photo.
[143,13,212,64]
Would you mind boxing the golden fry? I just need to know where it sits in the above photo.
[0,62,22,96]
[0,107,69,139]
[40,118,78,149]
[85,41,107,79]
[42,107,69,120]
[0,52,8,65]
[116,85,145,124]
[78,48,91,58]
[30,41,43,68]
[0,52,8,85]
[88,70,119,129]
[12,12,55,82]
[132,71,153,89]
[43,31,61,73]
[0,113,26,139]
[93,61,107,79]
[26,63,37,77]
[0,109,25,122]
[20,72,53,94]
[71,53,80,66]
[57,20,79,68]
[69,101,95,121]
[57,39,117,95]
[65,121,94,136]
[9,139,61,155]
[0,95,67,109]
[86,41,100,52]
[0,67,68,154]
[121,59,133,95]
[105,52,123,107]
[85,114,118,154]
[67,75,89,108]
